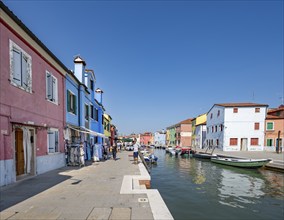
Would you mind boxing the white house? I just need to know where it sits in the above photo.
[154,130,166,147]
[206,103,268,151]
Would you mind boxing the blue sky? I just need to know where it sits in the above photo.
[3,0,283,135]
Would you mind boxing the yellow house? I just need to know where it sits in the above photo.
[195,113,207,149]
[103,113,112,138]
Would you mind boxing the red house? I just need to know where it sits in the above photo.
[0,2,68,186]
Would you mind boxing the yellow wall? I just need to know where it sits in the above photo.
[104,113,112,137]
[196,113,207,126]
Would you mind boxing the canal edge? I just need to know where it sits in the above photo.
[120,162,174,220]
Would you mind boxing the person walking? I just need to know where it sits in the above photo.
[112,142,117,160]
[133,138,139,164]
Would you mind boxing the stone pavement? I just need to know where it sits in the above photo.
[0,151,173,220]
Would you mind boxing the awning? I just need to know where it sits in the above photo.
[67,125,106,138]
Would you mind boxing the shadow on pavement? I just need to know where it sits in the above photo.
[0,165,87,212]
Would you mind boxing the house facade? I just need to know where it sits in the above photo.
[153,130,166,147]
[206,103,268,151]
[166,125,176,146]
[176,118,192,147]
[140,132,153,146]
[0,2,67,186]
[193,113,207,150]
[64,57,105,162]
[265,105,284,152]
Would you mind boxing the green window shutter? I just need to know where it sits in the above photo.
[67,90,70,112]
[267,122,273,130]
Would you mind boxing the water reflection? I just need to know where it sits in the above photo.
[150,149,284,220]
[218,169,265,208]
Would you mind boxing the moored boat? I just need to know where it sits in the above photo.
[144,154,158,164]
[211,157,271,168]
[192,152,216,159]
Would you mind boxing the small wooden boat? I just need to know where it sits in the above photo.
[144,154,158,164]
[211,157,271,168]
[192,152,216,159]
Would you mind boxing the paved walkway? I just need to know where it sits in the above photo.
[0,151,173,220]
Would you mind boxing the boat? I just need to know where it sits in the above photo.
[169,147,181,156]
[144,154,158,164]
[192,152,216,159]
[211,157,271,168]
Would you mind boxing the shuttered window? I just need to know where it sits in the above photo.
[85,104,89,120]
[266,139,273,146]
[254,122,260,130]
[47,129,59,153]
[46,71,58,104]
[266,122,274,130]
[251,138,259,146]
[67,90,76,114]
[10,40,32,92]
[230,138,238,146]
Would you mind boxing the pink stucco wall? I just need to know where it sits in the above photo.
[0,22,65,160]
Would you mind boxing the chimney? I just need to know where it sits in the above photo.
[74,56,86,83]
[95,88,104,105]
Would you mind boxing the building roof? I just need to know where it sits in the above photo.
[216,103,268,107]
[179,118,193,124]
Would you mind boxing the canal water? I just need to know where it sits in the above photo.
[150,149,284,220]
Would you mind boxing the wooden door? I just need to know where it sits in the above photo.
[15,128,25,175]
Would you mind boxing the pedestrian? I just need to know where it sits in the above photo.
[103,143,108,160]
[112,142,117,160]
[133,138,139,164]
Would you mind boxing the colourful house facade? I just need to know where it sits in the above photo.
[0,2,66,186]
[265,105,284,152]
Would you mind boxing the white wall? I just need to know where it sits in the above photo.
[223,106,266,151]
[37,153,65,174]
[0,159,16,186]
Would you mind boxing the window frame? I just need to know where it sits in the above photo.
[46,71,58,104]
[9,40,32,93]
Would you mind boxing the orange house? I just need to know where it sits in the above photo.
[265,105,284,152]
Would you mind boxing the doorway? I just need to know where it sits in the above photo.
[241,138,248,151]
[15,127,35,179]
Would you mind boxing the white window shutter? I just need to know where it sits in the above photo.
[12,49,21,85]
[46,73,52,99]
[52,77,57,102]
[22,56,28,89]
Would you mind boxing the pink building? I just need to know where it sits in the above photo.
[140,132,153,146]
[0,3,68,186]
[175,118,193,147]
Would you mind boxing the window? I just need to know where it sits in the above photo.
[46,71,58,103]
[67,90,76,114]
[266,122,274,130]
[255,108,260,113]
[10,40,32,92]
[251,138,259,146]
[85,104,89,120]
[95,108,98,121]
[90,104,94,119]
[233,108,238,113]
[217,110,220,117]
[266,139,273,147]
[210,113,213,119]
[254,122,260,130]
[215,125,218,132]
[220,124,223,131]
[90,79,94,91]
[47,129,59,153]
[230,138,238,146]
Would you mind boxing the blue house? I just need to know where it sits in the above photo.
[65,56,105,163]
